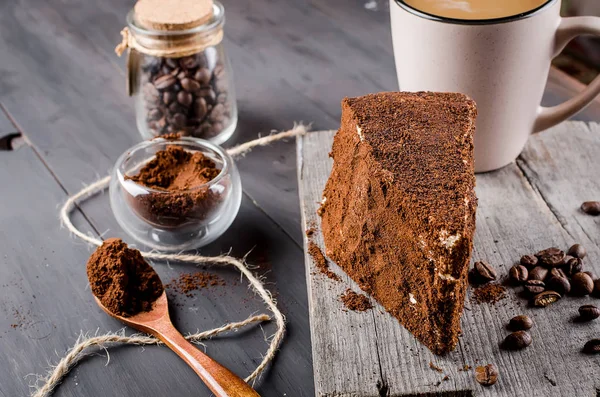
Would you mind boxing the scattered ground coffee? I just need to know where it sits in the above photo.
[471,283,507,305]
[340,289,372,312]
[87,238,164,317]
[429,361,443,373]
[308,242,340,282]
[166,271,225,297]
[126,145,222,228]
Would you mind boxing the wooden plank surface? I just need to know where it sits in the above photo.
[298,121,600,396]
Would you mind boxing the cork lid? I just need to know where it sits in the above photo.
[134,0,215,31]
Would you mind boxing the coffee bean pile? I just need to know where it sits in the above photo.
[508,244,598,307]
[140,53,233,139]
[498,243,600,355]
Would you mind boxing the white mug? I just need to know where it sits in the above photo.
[390,0,600,172]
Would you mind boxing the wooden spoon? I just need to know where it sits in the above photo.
[94,292,260,396]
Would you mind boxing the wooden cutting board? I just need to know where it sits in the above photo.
[297,121,600,397]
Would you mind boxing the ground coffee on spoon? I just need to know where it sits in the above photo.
[86,238,163,317]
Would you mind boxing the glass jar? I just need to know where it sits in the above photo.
[124,1,237,145]
[109,137,242,252]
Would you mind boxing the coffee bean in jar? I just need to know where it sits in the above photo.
[116,0,237,145]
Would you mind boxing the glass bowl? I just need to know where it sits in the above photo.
[109,137,242,252]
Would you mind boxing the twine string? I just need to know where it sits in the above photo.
[34,125,308,396]
[115,27,225,58]
[31,315,269,397]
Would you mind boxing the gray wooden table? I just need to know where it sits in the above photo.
[0,1,598,396]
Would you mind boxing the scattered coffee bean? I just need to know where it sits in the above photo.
[509,315,533,331]
[581,201,600,216]
[550,268,567,280]
[520,254,538,268]
[503,330,532,350]
[567,244,587,259]
[592,279,600,298]
[523,280,545,295]
[473,261,497,283]
[536,247,565,267]
[578,305,600,321]
[528,266,548,281]
[509,265,528,284]
[475,364,498,386]
[546,276,571,295]
[571,272,594,296]
[583,339,600,354]
[533,290,561,307]
[564,257,583,276]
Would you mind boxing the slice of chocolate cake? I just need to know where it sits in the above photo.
[320,92,477,355]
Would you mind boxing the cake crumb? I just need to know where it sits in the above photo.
[340,289,372,312]
[308,242,341,282]
[471,283,507,304]
[459,364,472,371]
[429,362,443,373]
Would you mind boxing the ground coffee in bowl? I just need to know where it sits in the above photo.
[110,136,242,251]
[126,145,223,229]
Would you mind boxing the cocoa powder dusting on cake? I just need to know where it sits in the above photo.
[166,272,225,297]
[87,239,163,317]
[126,146,223,228]
[319,92,477,355]
[471,283,507,305]
[340,289,372,312]
[308,242,340,282]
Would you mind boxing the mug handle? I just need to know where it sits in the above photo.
[534,16,600,132]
